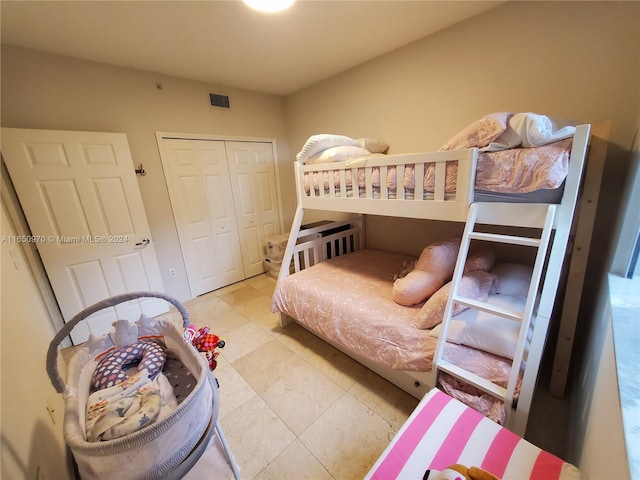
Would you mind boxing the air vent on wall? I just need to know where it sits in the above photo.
[210,93,230,109]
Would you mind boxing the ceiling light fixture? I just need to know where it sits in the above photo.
[242,0,295,13]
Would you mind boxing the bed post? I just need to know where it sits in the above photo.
[277,206,304,328]
[277,206,304,286]
[511,124,591,433]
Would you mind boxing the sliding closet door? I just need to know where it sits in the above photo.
[225,142,282,277]
[161,139,244,296]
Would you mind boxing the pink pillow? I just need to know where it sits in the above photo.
[392,238,460,306]
[463,243,496,274]
[413,270,498,329]
[439,112,511,151]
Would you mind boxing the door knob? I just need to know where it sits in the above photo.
[135,238,150,246]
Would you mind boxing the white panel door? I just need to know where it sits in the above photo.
[160,138,244,296]
[225,141,281,277]
[1,128,168,344]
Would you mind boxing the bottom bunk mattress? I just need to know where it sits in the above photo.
[366,389,581,480]
[271,249,518,398]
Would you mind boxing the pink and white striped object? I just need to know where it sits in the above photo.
[366,389,580,480]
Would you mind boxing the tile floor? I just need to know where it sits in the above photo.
[181,274,419,480]
[177,273,566,479]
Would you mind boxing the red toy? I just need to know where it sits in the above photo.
[184,325,225,370]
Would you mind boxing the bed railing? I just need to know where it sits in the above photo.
[295,149,478,223]
[277,217,363,282]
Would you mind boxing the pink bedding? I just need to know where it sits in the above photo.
[303,139,571,195]
[271,249,519,422]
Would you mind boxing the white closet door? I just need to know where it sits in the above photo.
[2,128,168,344]
[161,139,244,296]
[225,141,281,277]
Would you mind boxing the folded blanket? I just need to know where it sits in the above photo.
[481,112,576,151]
[85,369,177,441]
[296,134,359,163]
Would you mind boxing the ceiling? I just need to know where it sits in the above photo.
[1,1,503,96]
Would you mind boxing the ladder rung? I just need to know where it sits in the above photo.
[438,360,507,400]
[452,296,524,322]
[469,231,540,247]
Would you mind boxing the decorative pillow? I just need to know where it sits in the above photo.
[306,146,371,165]
[463,243,496,274]
[296,134,359,163]
[392,238,460,306]
[491,263,533,297]
[413,270,498,329]
[439,112,512,151]
[358,138,390,154]
[428,294,526,359]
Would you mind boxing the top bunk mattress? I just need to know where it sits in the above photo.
[297,112,581,203]
[301,138,570,202]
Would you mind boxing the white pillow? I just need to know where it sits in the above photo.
[358,138,389,154]
[428,294,526,360]
[481,113,576,152]
[491,263,533,297]
[510,112,576,148]
[306,146,371,165]
[296,134,359,163]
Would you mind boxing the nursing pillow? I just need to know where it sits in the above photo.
[392,238,460,306]
[92,341,166,391]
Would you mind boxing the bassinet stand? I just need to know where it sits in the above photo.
[46,291,241,480]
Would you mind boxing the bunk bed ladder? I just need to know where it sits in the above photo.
[431,202,557,431]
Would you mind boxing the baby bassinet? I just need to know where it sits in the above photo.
[46,291,240,480]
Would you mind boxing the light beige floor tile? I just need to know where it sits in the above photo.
[262,362,346,436]
[245,274,277,297]
[204,307,251,336]
[234,294,274,321]
[219,322,273,363]
[252,310,282,334]
[214,363,257,420]
[185,296,235,325]
[183,434,236,480]
[269,322,319,355]
[232,339,306,395]
[254,439,333,480]
[185,292,231,311]
[281,330,367,391]
[214,279,253,296]
[348,370,419,429]
[300,393,396,480]
[218,285,265,307]
[220,395,296,480]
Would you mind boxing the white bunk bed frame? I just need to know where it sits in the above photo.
[276,124,591,435]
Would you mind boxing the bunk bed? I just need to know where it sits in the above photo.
[271,113,591,435]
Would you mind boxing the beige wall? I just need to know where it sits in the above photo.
[1,204,70,479]
[1,45,294,301]
[285,0,639,254]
